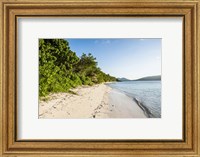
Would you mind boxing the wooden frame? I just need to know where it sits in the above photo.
[0,0,199,156]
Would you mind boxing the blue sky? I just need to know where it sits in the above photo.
[65,38,161,80]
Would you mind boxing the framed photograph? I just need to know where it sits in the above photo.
[0,0,199,156]
[39,38,161,119]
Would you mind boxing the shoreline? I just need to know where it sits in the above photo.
[132,97,154,118]
[39,83,147,119]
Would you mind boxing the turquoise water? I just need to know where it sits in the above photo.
[107,81,161,118]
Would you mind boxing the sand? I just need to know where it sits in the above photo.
[39,84,147,119]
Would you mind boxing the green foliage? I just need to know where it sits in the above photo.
[39,39,117,97]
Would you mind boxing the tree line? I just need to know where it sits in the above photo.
[39,39,117,97]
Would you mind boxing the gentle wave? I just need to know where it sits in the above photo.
[133,97,155,118]
[106,81,161,118]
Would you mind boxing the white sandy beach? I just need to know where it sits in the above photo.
[39,84,147,118]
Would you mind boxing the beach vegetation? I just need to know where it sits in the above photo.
[39,39,117,97]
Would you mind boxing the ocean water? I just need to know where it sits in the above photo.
[107,81,161,118]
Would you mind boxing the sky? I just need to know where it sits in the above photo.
[65,38,161,80]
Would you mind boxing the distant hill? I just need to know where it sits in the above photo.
[136,75,161,81]
[117,77,130,81]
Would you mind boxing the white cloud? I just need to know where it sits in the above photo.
[94,40,99,44]
[105,40,111,44]
[94,39,111,44]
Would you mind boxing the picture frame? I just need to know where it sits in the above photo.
[0,0,199,156]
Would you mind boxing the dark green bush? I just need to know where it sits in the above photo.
[39,39,117,97]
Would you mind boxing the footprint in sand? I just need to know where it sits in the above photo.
[66,112,70,115]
